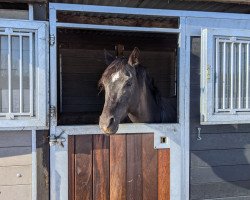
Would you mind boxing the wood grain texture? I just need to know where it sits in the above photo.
[0,147,31,166]
[158,149,170,200]
[0,185,31,200]
[75,135,93,200]
[0,165,32,185]
[68,136,75,200]
[142,134,158,200]
[126,134,143,200]
[36,130,50,200]
[93,135,110,200]
[0,131,31,147]
[110,135,126,200]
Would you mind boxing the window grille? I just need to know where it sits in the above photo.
[0,28,35,119]
[215,37,250,114]
[0,20,47,128]
[201,28,250,124]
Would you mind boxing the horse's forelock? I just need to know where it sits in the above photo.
[99,58,128,88]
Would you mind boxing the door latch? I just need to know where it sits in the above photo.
[49,131,66,147]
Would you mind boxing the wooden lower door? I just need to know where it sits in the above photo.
[68,133,170,200]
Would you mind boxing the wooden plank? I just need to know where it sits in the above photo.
[68,136,75,200]
[75,135,93,200]
[190,133,250,150]
[191,164,250,184]
[142,134,158,200]
[0,131,31,147]
[191,149,250,168]
[0,0,46,2]
[126,134,143,200]
[93,135,110,200]
[110,135,126,200]
[190,180,250,200]
[0,9,28,19]
[0,185,31,200]
[36,130,50,200]
[0,165,32,185]
[158,149,170,200]
[0,147,31,166]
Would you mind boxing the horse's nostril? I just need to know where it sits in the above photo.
[109,117,115,125]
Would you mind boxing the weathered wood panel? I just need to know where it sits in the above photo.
[0,185,31,200]
[142,134,158,200]
[126,134,143,200]
[191,180,250,200]
[36,130,50,200]
[93,135,110,200]
[69,133,170,200]
[110,135,126,200]
[0,147,31,166]
[0,9,28,19]
[0,131,31,147]
[75,135,93,200]
[158,149,170,200]
[191,149,250,168]
[0,165,32,185]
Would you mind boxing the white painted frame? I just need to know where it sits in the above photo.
[201,28,250,124]
[0,19,49,129]
[49,3,189,200]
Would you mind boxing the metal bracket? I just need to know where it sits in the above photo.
[49,105,56,118]
[154,132,170,149]
[197,127,202,140]
[49,131,66,147]
[49,34,55,46]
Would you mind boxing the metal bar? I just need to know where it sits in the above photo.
[218,108,250,112]
[8,34,11,114]
[215,39,219,111]
[19,36,23,113]
[246,43,249,109]
[56,22,180,33]
[28,4,34,21]
[29,33,33,116]
[238,43,242,109]
[230,42,234,110]
[0,32,32,37]
[222,42,226,109]
[49,3,250,20]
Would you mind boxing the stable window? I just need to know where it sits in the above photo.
[201,28,250,124]
[0,20,48,128]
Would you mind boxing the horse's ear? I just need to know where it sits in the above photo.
[128,47,140,67]
[104,49,115,66]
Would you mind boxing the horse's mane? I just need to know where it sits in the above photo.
[135,65,162,106]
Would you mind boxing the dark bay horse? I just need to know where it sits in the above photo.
[99,47,177,134]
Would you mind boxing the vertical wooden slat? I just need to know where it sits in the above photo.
[93,135,110,200]
[158,149,170,200]
[75,135,93,200]
[126,134,143,200]
[68,135,75,200]
[142,134,158,200]
[110,135,126,200]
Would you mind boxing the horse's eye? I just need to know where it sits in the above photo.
[125,82,132,87]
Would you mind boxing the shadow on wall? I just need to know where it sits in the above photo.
[190,45,250,199]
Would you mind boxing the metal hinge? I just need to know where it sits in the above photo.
[49,131,66,147]
[49,34,55,46]
[49,106,56,118]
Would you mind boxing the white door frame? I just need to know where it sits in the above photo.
[49,3,188,200]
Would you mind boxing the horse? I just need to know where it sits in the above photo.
[99,47,177,134]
